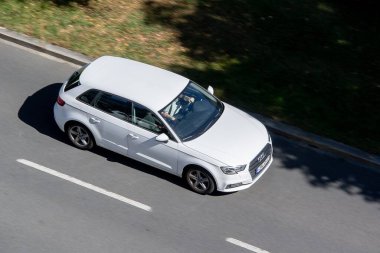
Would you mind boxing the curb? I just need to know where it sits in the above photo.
[0,27,92,65]
[251,113,380,170]
[1,27,379,170]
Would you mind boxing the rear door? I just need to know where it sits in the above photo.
[78,90,132,155]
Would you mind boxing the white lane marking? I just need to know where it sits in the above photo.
[226,238,270,253]
[16,159,152,212]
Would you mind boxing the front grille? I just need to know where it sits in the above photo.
[249,143,272,177]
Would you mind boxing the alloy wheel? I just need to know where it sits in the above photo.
[67,124,93,149]
[186,168,215,194]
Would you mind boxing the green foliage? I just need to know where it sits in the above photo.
[143,0,380,154]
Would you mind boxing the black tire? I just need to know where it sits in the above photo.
[185,167,215,194]
[66,123,94,150]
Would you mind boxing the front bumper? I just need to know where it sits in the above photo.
[216,143,273,192]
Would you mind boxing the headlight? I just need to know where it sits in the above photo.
[220,165,246,175]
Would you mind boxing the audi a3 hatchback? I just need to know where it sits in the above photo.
[54,56,273,194]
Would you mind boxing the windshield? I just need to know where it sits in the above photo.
[159,81,224,141]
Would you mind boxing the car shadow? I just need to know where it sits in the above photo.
[18,83,67,143]
[17,83,197,193]
[92,145,186,190]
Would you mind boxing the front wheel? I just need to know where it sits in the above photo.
[185,167,215,194]
[66,123,94,150]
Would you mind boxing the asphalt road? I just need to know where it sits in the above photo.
[1,39,379,253]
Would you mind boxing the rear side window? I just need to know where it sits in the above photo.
[64,64,88,92]
[94,92,132,121]
[77,89,99,105]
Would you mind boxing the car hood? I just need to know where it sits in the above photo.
[183,103,269,165]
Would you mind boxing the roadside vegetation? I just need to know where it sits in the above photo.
[1,0,379,154]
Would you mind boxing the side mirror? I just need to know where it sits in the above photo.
[207,85,214,95]
[156,133,169,143]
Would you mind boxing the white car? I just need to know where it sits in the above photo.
[54,56,273,194]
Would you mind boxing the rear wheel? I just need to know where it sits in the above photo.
[66,123,94,150]
[185,167,215,194]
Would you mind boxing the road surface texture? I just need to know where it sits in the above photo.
[0,39,379,253]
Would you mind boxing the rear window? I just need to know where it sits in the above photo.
[64,64,88,92]
[77,89,99,105]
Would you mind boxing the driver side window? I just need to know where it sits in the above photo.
[132,103,165,134]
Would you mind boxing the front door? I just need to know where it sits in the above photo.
[126,103,178,173]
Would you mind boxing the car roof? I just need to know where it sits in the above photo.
[80,56,189,111]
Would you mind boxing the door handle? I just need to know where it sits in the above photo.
[128,133,139,140]
[90,117,100,124]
